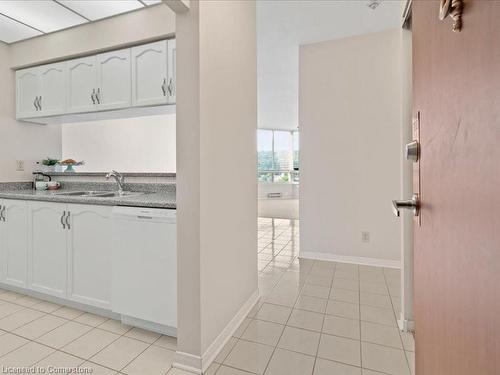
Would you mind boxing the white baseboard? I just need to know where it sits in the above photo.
[0,282,120,320]
[398,316,415,332]
[173,352,202,375]
[300,251,401,269]
[121,315,176,336]
[173,289,260,374]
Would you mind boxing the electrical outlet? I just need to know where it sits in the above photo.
[16,160,25,171]
[362,231,370,243]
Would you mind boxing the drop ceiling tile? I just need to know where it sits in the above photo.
[0,1,86,33]
[58,0,145,21]
[0,13,42,44]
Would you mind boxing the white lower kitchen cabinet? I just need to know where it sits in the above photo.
[67,205,112,308]
[0,200,28,288]
[29,202,68,298]
[0,199,176,334]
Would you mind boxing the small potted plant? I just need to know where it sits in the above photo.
[41,157,59,172]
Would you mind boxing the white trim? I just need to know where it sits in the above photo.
[121,315,176,336]
[300,251,401,269]
[173,289,260,374]
[398,314,415,332]
[0,282,120,319]
[173,352,202,375]
[163,0,190,14]
[201,289,259,372]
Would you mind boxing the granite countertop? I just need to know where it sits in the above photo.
[0,182,176,209]
[36,171,176,178]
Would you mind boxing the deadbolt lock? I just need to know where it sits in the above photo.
[405,140,419,162]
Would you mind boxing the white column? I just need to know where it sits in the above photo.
[173,1,258,373]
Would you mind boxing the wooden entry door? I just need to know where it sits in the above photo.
[412,1,500,374]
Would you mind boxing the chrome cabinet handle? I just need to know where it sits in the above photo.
[167,78,173,96]
[0,205,3,222]
[61,210,66,229]
[66,211,71,230]
[1,206,5,222]
[96,88,100,104]
[161,78,167,96]
[38,96,42,111]
[91,89,96,104]
[34,97,38,110]
[392,194,420,217]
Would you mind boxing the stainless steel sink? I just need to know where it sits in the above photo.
[55,191,145,198]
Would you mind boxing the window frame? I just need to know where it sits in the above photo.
[257,128,299,184]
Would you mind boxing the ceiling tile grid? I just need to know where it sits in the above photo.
[0,0,162,44]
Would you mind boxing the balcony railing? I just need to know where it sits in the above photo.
[258,170,299,183]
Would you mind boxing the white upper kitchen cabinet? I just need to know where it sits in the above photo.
[131,40,168,107]
[29,202,68,298]
[16,67,40,119]
[39,62,66,116]
[0,200,28,288]
[96,49,131,111]
[66,56,98,114]
[67,205,112,309]
[167,39,176,104]
[16,38,175,122]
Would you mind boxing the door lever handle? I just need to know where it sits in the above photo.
[392,194,420,217]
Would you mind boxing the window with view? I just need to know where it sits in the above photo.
[257,129,299,183]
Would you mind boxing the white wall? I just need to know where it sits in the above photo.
[256,0,405,131]
[257,38,298,130]
[0,42,61,182]
[61,114,176,173]
[299,29,403,266]
[9,4,175,68]
[0,5,177,181]
[175,0,257,372]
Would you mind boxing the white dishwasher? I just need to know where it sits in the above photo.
[112,206,176,335]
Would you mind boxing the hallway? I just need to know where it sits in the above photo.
[207,218,415,374]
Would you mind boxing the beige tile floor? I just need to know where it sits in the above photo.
[207,218,415,375]
[0,288,178,375]
[0,218,414,375]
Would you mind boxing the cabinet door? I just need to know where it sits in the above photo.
[67,205,112,308]
[0,200,28,288]
[66,56,97,114]
[16,68,40,119]
[29,202,68,298]
[96,49,131,111]
[167,39,176,104]
[131,40,168,107]
[39,62,66,116]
